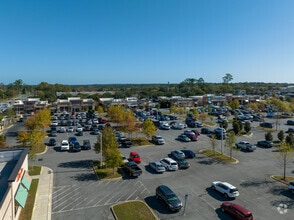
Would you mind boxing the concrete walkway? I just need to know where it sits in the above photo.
[31,166,53,220]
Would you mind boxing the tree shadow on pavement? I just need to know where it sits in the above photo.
[58,159,93,169]
[71,172,98,181]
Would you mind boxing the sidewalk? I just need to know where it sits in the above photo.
[31,166,53,220]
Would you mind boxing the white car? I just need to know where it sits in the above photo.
[160,158,178,171]
[235,141,257,152]
[211,181,239,198]
[149,161,166,173]
[60,140,70,151]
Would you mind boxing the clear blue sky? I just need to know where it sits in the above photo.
[0,0,293,85]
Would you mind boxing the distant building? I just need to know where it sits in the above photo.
[0,148,31,220]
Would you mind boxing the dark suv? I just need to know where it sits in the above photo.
[156,185,183,212]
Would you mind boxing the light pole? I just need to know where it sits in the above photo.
[100,132,103,168]
[220,124,223,154]
[183,194,188,215]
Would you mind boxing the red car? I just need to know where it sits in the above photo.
[221,202,253,220]
[129,152,141,163]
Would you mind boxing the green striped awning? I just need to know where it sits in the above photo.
[15,184,28,208]
[21,172,32,190]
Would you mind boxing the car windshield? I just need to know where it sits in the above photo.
[167,194,178,201]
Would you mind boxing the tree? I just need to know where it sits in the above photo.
[278,130,285,142]
[276,141,294,180]
[0,134,7,149]
[122,110,137,137]
[225,131,236,159]
[142,119,156,139]
[285,133,294,146]
[95,126,121,173]
[244,121,251,134]
[107,105,126,125]
[265,132,273,142]
[229,100,240,110]
[198,112,208,123]
[232,120,241,135]
[222,73,233,87]
[210,134,217,155]
[220,120,228,130]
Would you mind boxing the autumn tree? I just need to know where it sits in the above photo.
[276,141,294,180]
[107,105,126,125]
[142,119,156,139]
[198,112,208,123]
[225,131,236,159]
[210,134,217,155]
[0,134,7,149]
[122,110,138,137]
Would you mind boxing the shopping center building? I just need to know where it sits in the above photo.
[0,148,31,220]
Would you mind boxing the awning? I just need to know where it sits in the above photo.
[15,184,28,208]
[21,172,32,190]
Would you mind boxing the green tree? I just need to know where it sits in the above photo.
[265,132,273,142]
[0,134,7,149]
[285,133,294,146]
[244,121,251,134]
[95,126,121,173]
[232,120,241,135]
[225,131,236,159]
[142,119,156,139]
[278,130,285,142]
[276,141,294,180]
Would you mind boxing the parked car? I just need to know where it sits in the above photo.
[67,126,74,132]
[48,138,56,146]
[170,150,185,160]
[156,185,183,212]
[159,122,170,130]
[71,140,81,152]
[286,128,294,133]
[82,139,91,150]
[211,181,239,198]
[160,158,178,171]
[170,122,185,130]
[235,141,257,152]
[177,134,191,142]
[68,136,77,146]
[260,122,274,128]
[288,181,294,193]
[257,140,274,148]
[149,161,166,173]
[173,158,190,169]
[151,135,165,145]
[59,127,66,133]
[119,137,132,148]
[220,202,253,220]
[181,149,196,159]
[183,130,198,141]
[50,130,57,137]
[201,127,213,134]
[129,151,141,163]
[191,129,201,136]
[91,128,100,135]
[60,140,70,151]
[287,120,294,125]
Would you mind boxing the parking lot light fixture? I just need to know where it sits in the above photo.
[100,133,103,168]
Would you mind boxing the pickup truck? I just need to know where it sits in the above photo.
[123,161,142,177]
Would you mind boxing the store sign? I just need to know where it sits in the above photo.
[16,168,24,182]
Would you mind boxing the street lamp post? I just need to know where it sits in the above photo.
[220,124,223,154]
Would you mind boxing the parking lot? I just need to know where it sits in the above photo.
[7,116,294,220]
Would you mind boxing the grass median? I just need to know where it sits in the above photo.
[112,201,157,220]
[200,149,238,163]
